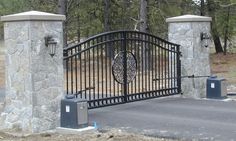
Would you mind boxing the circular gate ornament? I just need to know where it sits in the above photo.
[112,51,137,84]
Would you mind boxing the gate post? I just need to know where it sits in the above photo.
[166,15,212,98]
[0,11,65,132]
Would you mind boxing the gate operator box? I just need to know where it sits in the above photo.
[61,96,88,128]
[206,76,227,99]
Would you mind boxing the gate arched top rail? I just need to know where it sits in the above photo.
[64,30,180,59]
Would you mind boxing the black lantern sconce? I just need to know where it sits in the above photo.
[45,36,57,57]
[200,32,211,48]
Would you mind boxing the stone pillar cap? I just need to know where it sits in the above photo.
[1,11,66,22]
[166,15,212,23]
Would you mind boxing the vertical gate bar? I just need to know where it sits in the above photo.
[177,45,182,94]
[127,33,129,99]
[170,45,173,93]
[176,45,178,92]
[141,34,144,98]
[75,47,77,95]
[144,35,147,98]
[108,34,114,103]
[66,52,69,94]
[101,36,104,104]
[122,31,128,102]
[120,33,124,102]
[145,35,148,97]
[130,33,133,95]
[128,34,131,95]
[105,35,108,104]
[109,34,112,104]
[132,36,135,100]
[149,35,151,96]
[134,33,137,97]
[158,40,160,93]
[145,35,148,95]
[117,36,120,102]
[134,33,137,99]
[154,38,157,94]
[151,36,154,95]
[167,43,171,94]
[148,36,151,96]
[96,38,100,106]
[84,44,87,99]
[130,34,133,96]
[88,41,91,102]
[156,39,158,95]
[174,45,176,92]
[159,41,164,95]
[172,45,174,93]
[162,42,164,95]
[116,34,119,102]
[166,43,169,93]
[80,48,82,98]
[157,38,160,96]
[92,41,95,106]
[117,35,120,102]
[163,43,165,93]
[165,43,167,94]
[138,33,141,96]
[71,49,73,94]
[113,37,116,103]
[114,34,117,103]
[101,37,103,104]
[118,33,122,102]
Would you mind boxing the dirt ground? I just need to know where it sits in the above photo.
[0,129,179,141]
[210,53,236,84]
[210,53,236,93]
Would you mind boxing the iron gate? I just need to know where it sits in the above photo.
[64,31,181,109]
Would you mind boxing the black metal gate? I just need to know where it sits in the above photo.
[64,31,181,109]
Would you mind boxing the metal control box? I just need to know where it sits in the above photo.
[206,76,227,99]
[61,97,88,128]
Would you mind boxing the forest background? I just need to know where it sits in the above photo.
[0,0,236,53]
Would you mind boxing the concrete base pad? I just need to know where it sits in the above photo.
[56,126,96,134]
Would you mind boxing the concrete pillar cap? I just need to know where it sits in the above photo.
[1,11,66,22]
[166,15,212,23]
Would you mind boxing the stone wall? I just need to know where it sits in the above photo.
[0,11,65,133]
[167,15,212,98]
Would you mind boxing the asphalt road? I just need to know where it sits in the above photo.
[89,96,236,140]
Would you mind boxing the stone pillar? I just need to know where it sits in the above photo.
[0,11,65,132]
[166,15,212,98]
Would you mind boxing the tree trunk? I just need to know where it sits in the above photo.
[140,0,148,32]
[200,0,205,16]
[76,0,80,43]
[58,0,67,48]
[223,7,230,55]
[207,0,223,53]
[140,0,150,70]
[104,0,110,32]
[104,0,114,58]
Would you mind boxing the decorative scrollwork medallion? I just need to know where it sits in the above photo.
[112,51,137,84]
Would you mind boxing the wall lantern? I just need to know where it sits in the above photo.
[200,32,211,48]
[45,36,57,57]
